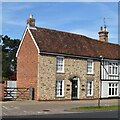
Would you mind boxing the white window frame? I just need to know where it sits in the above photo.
[108,62,118,76]
[86,80,93,96]
[108,83,118,97]
[56,56,64,73]
[87,59,94,74]
[56,80,64,97]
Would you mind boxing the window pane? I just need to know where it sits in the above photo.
[115,67,118,74]
[60,89,62,95]
[113,67,114,74]
[109,88,111,95]
[115,88,117,95]
[112,88,114,95]
[90,82,92,88]
[56,89,59,96]
[109,66,112,74]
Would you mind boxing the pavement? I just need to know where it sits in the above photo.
[0,99,119,117]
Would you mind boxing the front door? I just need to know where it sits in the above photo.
[72,79,78,99]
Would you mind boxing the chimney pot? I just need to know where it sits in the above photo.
[100,26,103,32]
[27,14,35,27]
[30,14,33,19]
[98,26,109,42]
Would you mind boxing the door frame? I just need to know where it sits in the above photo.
[71,77,80,100]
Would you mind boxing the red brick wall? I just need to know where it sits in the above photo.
[17,30,38,100]
[0,81,6,100]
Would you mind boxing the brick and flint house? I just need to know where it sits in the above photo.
[16,15,120,100]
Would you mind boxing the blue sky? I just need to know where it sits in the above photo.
[1,2,118,44]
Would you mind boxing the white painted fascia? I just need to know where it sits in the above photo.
[28,28,40,54]
[16,27,28,57]
[16,26,40,57]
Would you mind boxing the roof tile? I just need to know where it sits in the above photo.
[30,27,119,59]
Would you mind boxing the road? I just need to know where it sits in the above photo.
[2,111,119,120]
[1,99,119,120]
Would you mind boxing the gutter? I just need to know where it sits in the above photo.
[40,51,120,61]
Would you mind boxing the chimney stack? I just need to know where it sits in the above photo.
[98,25,109,42]
[27,14,35,27]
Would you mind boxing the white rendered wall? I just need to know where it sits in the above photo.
[101,81,119,98]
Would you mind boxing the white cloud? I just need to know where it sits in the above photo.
[68,28,98,39]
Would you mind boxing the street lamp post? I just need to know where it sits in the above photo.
[98,56,103,107]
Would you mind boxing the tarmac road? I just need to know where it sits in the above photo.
[2,111,119,120]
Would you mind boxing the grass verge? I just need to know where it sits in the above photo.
[69,105,120,112]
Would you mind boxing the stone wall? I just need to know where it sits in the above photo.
[38,54,100,100]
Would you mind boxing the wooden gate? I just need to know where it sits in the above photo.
[4,87,32,100]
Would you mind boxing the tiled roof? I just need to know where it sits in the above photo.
[30,27,120,59]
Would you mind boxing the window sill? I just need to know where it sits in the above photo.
[108,95,118,97]
[56,96,65,98]
[109,74,119,76]
[87,95,93,97]
[56,71,65,74]
[87,73,95,76]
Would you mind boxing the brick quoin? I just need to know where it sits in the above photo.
[17,30,38,100]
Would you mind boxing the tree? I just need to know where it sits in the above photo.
[2,35,20,80]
